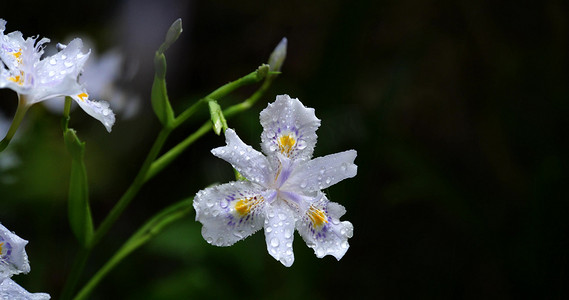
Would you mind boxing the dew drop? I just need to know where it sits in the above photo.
[48,71,55,77]
[325,177,332,185]
[61,54,67,60]
[49,58,56,65]
[300,182,307,189]
[266,227,273,233]
[341,241,349,249]
[278,213,286,220]
[64,61,73,68]
[271,238,279,247]
[341,163,347,172]
[284,228,292,238]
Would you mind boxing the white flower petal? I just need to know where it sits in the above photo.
[296,193,353,260]
[0,278,50,300]
[194,181,271,247]
[284,150,357,192]
[260,95,321,160]
[71,92,115,132]
[211,129,272,186]
[34,39,89,93]
[263,201,296,267]
[0,223,30,280]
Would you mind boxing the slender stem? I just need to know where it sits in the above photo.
[61,97,72,131]
[172,70,261,128]
[145,121,211,182]
[0,95,30,152]
[145,77,275,182]
[91,128,172,246]
[73,199,193,300]
[60,247,91,300]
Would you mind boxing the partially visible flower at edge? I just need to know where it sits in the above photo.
[0,278,50,300]
[0,223,50,299]
[0,19,115,132]
[0,223,30,280]
[194,95,357,267]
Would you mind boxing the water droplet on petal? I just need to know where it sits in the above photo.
[266,227,273,233]
[278,213,286,220]
[284,228,292,238]
[271,237,279,247]
[61,54,67,60]
[300,182,307,189]
[325,177,331,185]
[341,241,349,249]
[64,61,73,68]
[49,58,56,65]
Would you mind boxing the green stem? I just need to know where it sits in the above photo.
[145,77,274,182]
[146,121,211,182]
[61,97,73,131]
[0,95,30,152]
[91,128,172,246]
[172,70,262,128]
[60,247,90,300]
[73,198,193,300]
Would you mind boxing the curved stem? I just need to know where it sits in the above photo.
[0,95,30,152]
[91,128,172,246]
[73,198,193,300]
[173,70,261,127]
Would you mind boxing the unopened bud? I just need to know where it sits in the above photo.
[159,18,183,54]
[268,37,287,72]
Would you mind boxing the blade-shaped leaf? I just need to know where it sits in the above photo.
[64,129,94,248]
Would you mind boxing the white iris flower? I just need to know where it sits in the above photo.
[0,19,115,132]
[194,95,357,266]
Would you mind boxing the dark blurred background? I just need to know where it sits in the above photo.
[1,0,568,299]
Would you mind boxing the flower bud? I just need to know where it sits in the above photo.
[268,37,287,72]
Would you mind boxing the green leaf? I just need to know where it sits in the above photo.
[64,129,94,248]
[151,53,175,127]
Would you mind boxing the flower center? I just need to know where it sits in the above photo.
[77,92,89,102]
[8,72,24,85]
[278,134,296,155]
[234,196,264,217]
[308,206,328,228]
